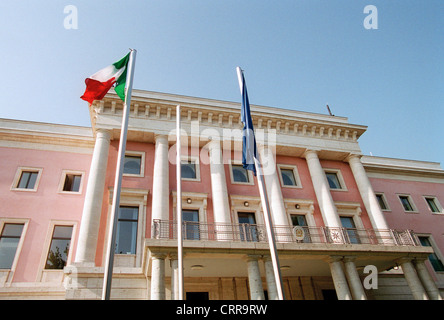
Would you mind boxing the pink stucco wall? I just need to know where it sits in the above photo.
[370,177,444,255]
[0,146,92,282]
[95,141,154,266]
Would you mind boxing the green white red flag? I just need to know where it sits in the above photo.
[81,53,130,104]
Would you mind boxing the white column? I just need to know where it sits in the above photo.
[304,150,342,229]
[76,129,111,265]
[343,256,367,300]
[170,254,179,300]
[327,256,352,300]
[399,258,429,300]
[151,253,166,300]
[414,259,443,300]
[246,255,265,300]
[257,144,290,240]
[152,135,169,222]
[263,256,279,300]
[208,140,231,240]
[347,154,390,233]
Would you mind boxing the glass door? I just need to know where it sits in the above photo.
[238,212,258,242]
[340,216,360,244]
[183,210,200,240]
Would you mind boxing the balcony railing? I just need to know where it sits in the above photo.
[151,219,420,246]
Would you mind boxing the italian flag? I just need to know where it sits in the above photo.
[81,53,130,104]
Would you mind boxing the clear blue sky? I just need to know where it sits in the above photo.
[0,1,442,164]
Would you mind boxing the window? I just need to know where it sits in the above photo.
[325,172,342,189]
[11,167,42,191]
[238,212,258,242]
[281,168,296,186]
[0,224,24,269]
[340,216,360,244]
[181,160,197,180]
[123,154,142,175]
[398,195,416,212]
[278,165,302,188]
[323,169,346,190]
[63,174,82,192]
[425,197,442,214]
[375,193,389,211]
[291,215,307,227]
[116,206,139,254]
[45,226,73,269]
[418,236,444,272]
[182,209,200,240]
[59,170,84,194]
[232,164,249,183]
[17,171,38,189]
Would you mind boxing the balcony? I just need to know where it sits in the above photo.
[151,219,420,247]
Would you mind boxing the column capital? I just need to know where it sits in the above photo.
[325,255,344,264]
[94,128,112,139]
[303,149,321,160]
[345,153,363,163]
[396,257,414,265]
[412,257,429,265]
[244,254,263,262]
[343,256,358,263]
[154,134,168,143]
[151,252,168,260]
[168,253,186,260]
[168,253,178,260]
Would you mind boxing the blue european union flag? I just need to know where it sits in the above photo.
[239,69,257,176]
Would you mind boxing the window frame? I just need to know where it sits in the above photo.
[106,187,148,268]
[172,192,208,226]
[423,196,443,214]
[180,156,201,182]
[375,192,391,211]
[277,164,302,189]
[36,220,77,282]
[115,206,139,254]
[397,194,418,213]
[44,225,74,270]
[58,170,84,194]
[323,168,347,191]
[230,195,265,240]
[229,161,254,186]
[123,151,145,177]
[284,198,316,228]
[10,167,43,192]
[0,218,29,285]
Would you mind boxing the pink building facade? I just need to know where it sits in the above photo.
[0,90,442,300]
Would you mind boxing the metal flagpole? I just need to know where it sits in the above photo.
[254,157,285,300]
[236,67,285,300]
[101,49,137,300]
[176,104,184,300]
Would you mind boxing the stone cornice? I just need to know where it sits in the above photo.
[0,118,95,152]
[362,155,444,181]
[91,91,367,146]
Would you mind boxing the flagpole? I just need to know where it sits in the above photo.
[101,49,137,300]
[176,104,184,300]
[254,157,285,300]
[236,67,285,300]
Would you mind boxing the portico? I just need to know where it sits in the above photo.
[145,236,433,300]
